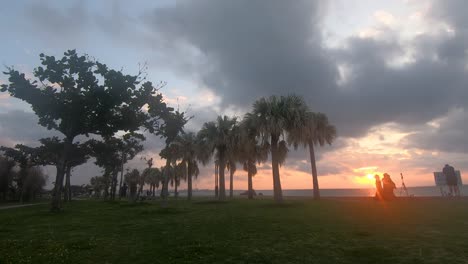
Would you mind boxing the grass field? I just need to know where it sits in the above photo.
[1,198,467,264]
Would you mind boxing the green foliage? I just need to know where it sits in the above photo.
[197,116,238,164]
[1,199,468,263]
[1,50,178,210]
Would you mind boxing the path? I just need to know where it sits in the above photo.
[0,203,44,210]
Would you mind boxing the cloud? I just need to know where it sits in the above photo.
[142,0,468,140]
[401,107,468,153]
[0,110,60,146]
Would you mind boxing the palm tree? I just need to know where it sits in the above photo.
[250,95,308,202]
[124,169,140,202]
[197,116,237,200]
[288,112,336,199]
[144,167,161,197]
[226,123,241,198]
[238,114,269,199]
[172,132,201,200]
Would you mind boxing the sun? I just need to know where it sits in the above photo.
[366,174,374,180]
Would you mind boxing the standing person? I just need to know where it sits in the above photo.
[374,175,383,200]
[443,164,459,197]
[382,173,396,200]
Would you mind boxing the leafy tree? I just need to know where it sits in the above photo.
[250,95,308,202]
[0,156,16,200]
[32,137,91,202]
[90,176,107,198]
[21,167,47,201]
[197,116,238,200]
[0,145,40,202]
[288,112,337,199]
[90,133,144,200]
[1,50,172,211]
[118,133,145,195]
[0,149,47,202]
[124,169,140,202]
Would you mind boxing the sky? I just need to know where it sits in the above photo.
[0,0,467,191]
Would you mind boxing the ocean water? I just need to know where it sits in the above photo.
[172,185,468,198]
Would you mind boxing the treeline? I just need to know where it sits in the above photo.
[0,155,47,202]
[0,50,336,211]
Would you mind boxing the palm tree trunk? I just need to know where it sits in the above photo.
[214,163,219,198]
[308,140,320,200]
[187,162,193,200]
[248,162,253,200]
[271,134,283,203]
[161,159,170,207]
[218,156,226,200]
[51,136,73,212]
[229,167,234,198]
[175,178,179,199]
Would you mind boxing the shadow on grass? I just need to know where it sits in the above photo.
[119,202,151,208]
[343,246,394,264]
[259,201,305,209]
[138,207,187,215]
[193,200,230,205]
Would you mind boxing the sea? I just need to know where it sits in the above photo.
[173,185,468,198]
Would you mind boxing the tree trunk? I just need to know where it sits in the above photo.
[51,136,73,212]
[308,140,320,200]
[271,134,283,203]
[214,163,218,198]
[229,166,234,198]
[111,170,118,201]
[67,167,72,202]
[161,159,171,207]
[118,154,125,200]
[174,175,179,199]
[218,154,226,200]
[248,160,253,200]
[187,162,193,200]
[64,165,71,202]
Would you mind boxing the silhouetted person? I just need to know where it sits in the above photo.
[374,174,383,200]
[443,164,459,197]
[120,183,128,198]
[382,173,396,200]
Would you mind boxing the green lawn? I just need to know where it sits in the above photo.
[1,198,467,264]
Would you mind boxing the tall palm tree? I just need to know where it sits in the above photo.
[239,114,269,199]
[288,112,337,200]
[172,132,201,200]
[197,116,237,200]
[214,160,219,198]
[144,167,161,197]
[251,95,308,202]
[226,124,241,198]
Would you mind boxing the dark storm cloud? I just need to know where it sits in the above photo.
[400,108,468,154]
[19,0,468,140]
[145,0,468,139]
[24,1,90,40]
[145,0,338,107]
